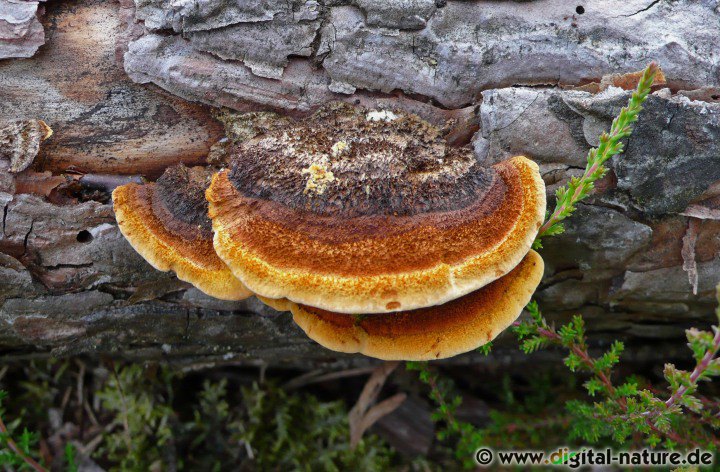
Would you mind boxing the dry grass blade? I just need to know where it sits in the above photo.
[350,393,407,448]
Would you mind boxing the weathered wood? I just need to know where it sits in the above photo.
[124,0,720,109]
[0,0,719,367]
[0,0,45,59]
[0,0,223,177]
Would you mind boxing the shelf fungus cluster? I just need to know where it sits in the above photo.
[113,165,252,301]
[113,104,546,361]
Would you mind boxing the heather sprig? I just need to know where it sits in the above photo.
[513,296,720,448]
[534,62,659,249]
[409,62,720,466]
[406,362,490,468]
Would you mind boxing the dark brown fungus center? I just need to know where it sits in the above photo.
[153,164,214,240]
[227,103,500,218]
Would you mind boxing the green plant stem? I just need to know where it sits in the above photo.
[535,62,659,246]
[517,321,695,447]
[0,414,48,472]
[533,325,617,398]
[665,327,720,410]
[426,373,459,433]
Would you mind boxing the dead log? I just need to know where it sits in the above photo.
[0,0,719,368]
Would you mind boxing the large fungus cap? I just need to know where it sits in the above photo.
[207,103,545,314]
[113,164,252,301]
[260,250,544,361]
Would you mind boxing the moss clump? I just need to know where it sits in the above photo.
[0,360,398,471]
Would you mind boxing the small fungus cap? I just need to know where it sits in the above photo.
[207,103,545,314]
[113,164,251,301]
[260,250,544,361]
[0,119,53,173]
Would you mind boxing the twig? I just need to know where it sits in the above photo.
[76,173,145,192]
[76,434,103,456]
[284,366,377,390]
[110,363,132,452]
[350,393,407,448]
[349,362,403,447]
[83,399,100,428]
[282,369,323,390]
[75,360,85,410]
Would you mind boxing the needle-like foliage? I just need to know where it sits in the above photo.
[534,62,659,249]
[408,63,720,464]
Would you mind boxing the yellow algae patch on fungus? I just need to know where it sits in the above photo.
[302,159,335,196]
[331,140,350,157]
[365,110,398,122]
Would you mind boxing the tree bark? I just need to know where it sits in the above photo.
[1,0,719,368]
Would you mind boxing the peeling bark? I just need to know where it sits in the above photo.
[124,0,720,109]
[0,119,52,173]
[0,0,224,177]
[0,0,719,366]
[681,218,700,296]
[0,0,45,59]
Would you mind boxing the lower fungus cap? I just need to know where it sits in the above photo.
[259,250,544,361]
[112,164,251,301]
[207,104,546,314]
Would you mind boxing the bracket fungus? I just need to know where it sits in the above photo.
[112,165,252,301]
[260,250,543,360]
[206,104,546,314]
[112,103,546,361]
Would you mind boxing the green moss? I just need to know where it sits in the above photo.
[0,361,398,471]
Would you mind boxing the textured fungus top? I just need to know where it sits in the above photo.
[227,104,491,218]
[207,103,546,314]
[113,165,251,301]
